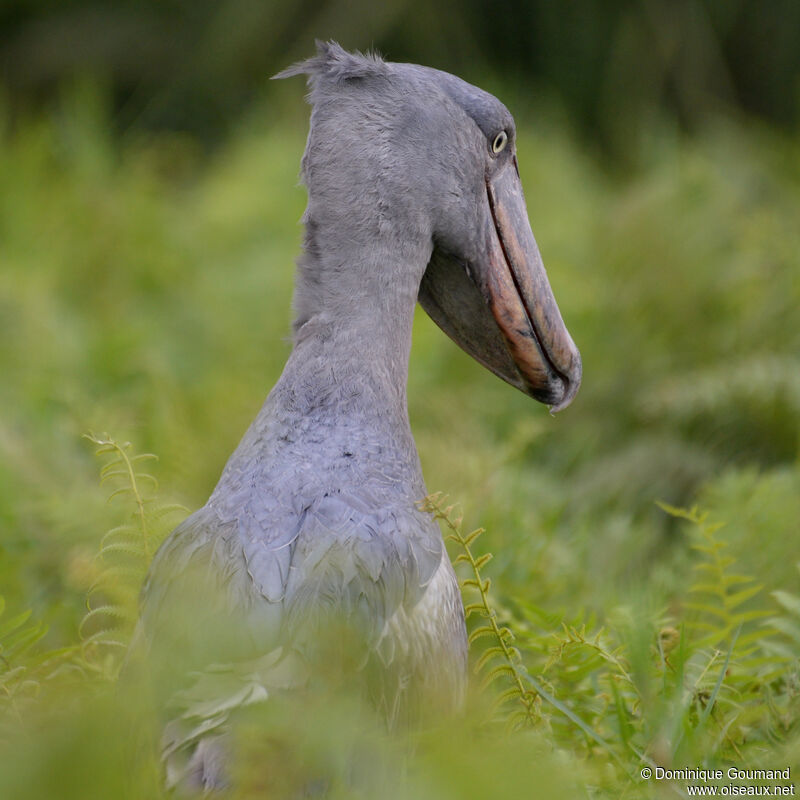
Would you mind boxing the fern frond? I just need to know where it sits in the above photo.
[0,609,34,640]
[476,645,509,672]
[772,589,800,620]
[80,432,187,678]
[96,541,148,561]
[479,663,517,689]
[99,524,141,547]
[421,493,538,727]
[766,566,800,650]
[468,625,497,644]
[463,603,489,619]
[0,595,70,724]
[659,501,773,651]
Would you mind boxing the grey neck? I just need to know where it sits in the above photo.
[215,241,433,499]
[279,242,425,446]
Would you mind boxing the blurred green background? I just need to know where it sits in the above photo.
[0,1,799,797]
[3,0,800,149]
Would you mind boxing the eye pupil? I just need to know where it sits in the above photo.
[492,131,508,154]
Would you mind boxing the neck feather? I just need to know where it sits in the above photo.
[282,242,428,429]
[212,217,434,503]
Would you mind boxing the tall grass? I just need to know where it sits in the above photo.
[0,89,797,795]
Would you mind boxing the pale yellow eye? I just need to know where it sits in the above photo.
[492,130,508,154]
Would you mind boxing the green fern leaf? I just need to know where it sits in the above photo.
[772,590,800,617]
[464,603,489,619]
[98,541,147,560]
[491,685,529,711]
[476,646,509,672]
[480,663,516,689]
[468,625,497,644]
[462,528,484,547]
[0,609,34,639]
[473,553,493,570]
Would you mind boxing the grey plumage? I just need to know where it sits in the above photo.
[136,40,581,792]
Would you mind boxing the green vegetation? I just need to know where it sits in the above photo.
[5,1,800,147]
[0,89,798,796]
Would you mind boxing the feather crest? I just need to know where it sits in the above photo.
[272,40,387,85]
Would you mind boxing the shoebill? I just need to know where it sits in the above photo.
[135,41,581,791]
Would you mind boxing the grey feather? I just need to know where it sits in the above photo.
[272,40,389,85]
